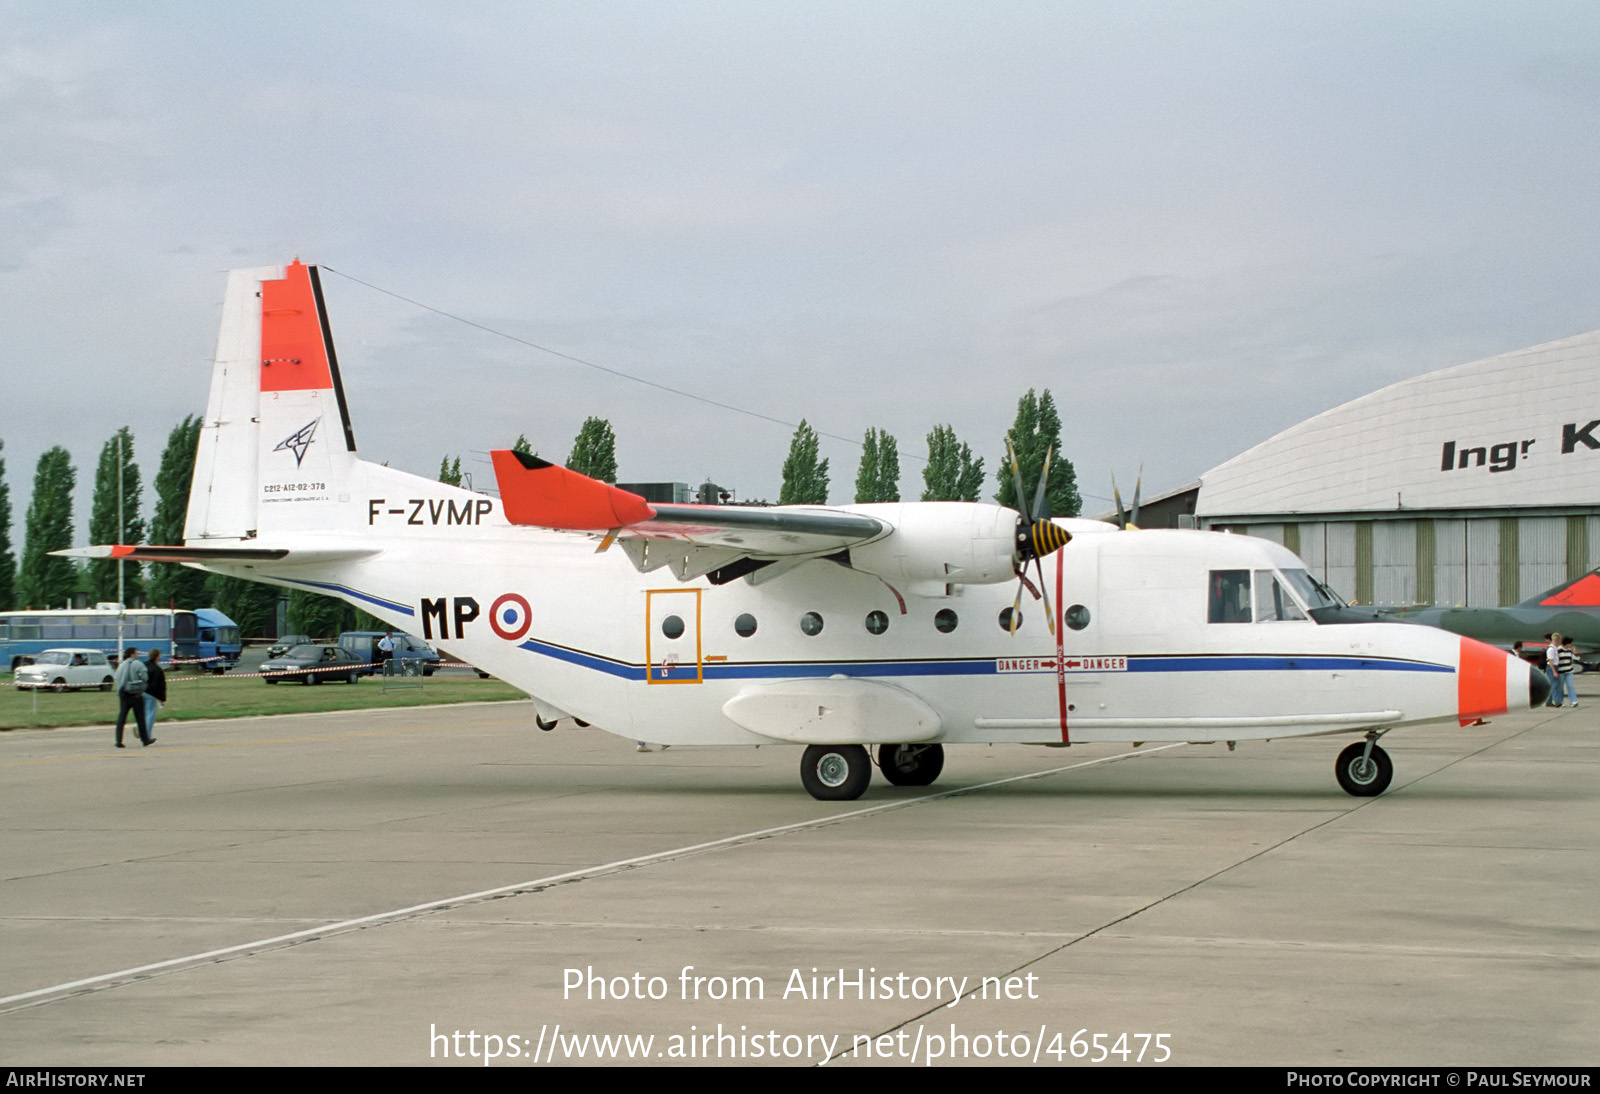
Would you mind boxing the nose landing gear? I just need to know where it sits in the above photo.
[1335,732,1393,796]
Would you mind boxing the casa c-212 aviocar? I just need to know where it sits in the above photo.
[65,261,1550,800]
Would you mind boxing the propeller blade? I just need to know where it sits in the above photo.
[1031,445,1053,522]
[1005,435,1030,526]
[1034,556,1055,636]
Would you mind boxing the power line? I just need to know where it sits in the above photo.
[320,265,893,455]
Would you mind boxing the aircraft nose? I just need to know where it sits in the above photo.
[1528,659,1552,708]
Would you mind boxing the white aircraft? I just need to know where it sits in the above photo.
[66,261,1550,800]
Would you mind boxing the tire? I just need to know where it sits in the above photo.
[51,677,67,693]
[99,677,114,692]
[535,715,558,731]
[346,672,358,684]
[801,744,872,801]
[266,677,278,684]
[1336,742,1393,797]
[877,743,945,787]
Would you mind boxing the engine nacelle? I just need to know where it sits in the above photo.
[845,503,1018,594]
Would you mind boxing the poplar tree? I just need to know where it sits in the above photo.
[779,420,829,505]
[204,575,280,638]
[921,425,985,502]
[512,434,534,455]
[87,427,145,605]
[854,428,900,503]
[0,440,15,611]
[566,417,618,482]
[996,389,1080,517]
[439,455,463,486]
[19,447,78,609]
[148,415,208,607]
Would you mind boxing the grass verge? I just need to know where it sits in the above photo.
[0,670,526,730]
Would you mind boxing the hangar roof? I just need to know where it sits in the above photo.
[1196,329,1600,519]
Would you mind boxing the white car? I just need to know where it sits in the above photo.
[14,649,117,692]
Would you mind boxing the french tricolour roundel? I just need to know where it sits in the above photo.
[489,593,531,641]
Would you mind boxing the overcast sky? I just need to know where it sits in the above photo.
[5,1,1600,549]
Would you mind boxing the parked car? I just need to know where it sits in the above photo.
[260,644,364,685]
[13,649,117,692]
[265,634,314,659]
[338,631,441,676]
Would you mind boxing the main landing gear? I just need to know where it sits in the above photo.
[799,743,946,801]
[1335,732,1393,797]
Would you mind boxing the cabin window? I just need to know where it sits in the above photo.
[1208,570,1252,623]
[660,615,685,639]
[734,613,757,637]
[997,608,1021,632]
[934,609,958,633]
[800,612,824,636]
[864,611,889,635]
[1254,571,1307,622]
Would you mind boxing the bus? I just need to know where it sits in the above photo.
[1,607,242,673]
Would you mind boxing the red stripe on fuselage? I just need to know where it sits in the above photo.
[1457,636,1508,726]
[260,260,335,393]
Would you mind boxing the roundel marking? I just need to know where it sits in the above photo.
[489,593,532,641]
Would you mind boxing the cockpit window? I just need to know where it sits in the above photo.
[1280,569,1343,610]
[1208,570,1252,623]
[1254,570,1307,621]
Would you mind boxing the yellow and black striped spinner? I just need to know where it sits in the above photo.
[1018,519,1072,561]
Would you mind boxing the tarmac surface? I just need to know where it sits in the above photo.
[0,685,1594,1067]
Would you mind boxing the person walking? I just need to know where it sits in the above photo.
[142,649,167,742]
[113,647,151,747]
[1557,637,1579,709]
[1545,634,1563,708]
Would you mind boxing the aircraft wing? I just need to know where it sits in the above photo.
[54,544,380,565]
[491,449,889,583]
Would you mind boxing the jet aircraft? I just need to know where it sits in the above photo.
[1383,570,1600,667]
[65,262,1550,800]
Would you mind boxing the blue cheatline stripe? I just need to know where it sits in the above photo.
[273,578,415,617]
[1127,655,1452,674]
[511,642,1453,681]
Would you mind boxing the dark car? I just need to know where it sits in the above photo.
[265,633,314,659]
[261,644,364,685]
[338,631,441,676]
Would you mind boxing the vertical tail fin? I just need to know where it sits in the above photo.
[1520,567,1600,608]
[185,261,359,543]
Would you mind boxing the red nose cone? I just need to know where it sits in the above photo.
[1457,637,1512,726]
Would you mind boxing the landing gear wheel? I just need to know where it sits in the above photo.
[801,744,871,801]
[876,743,945,787]
[1336,742,1393,796]
[535,715,558,731]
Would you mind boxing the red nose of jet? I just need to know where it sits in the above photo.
[1458,637,1547,725]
